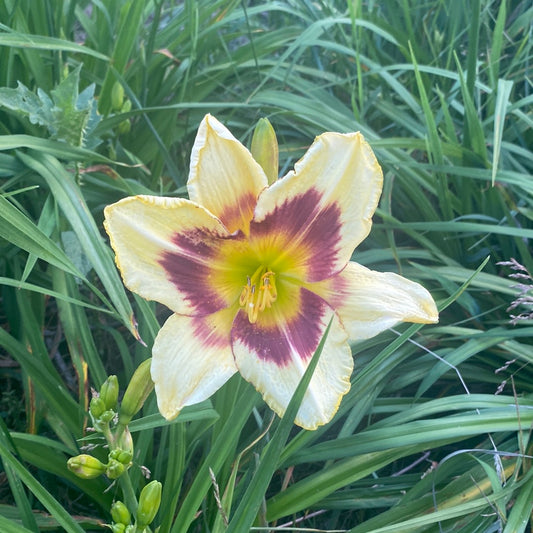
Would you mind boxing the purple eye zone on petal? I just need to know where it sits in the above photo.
[218,191,257,232]
[251,188,343,282]
[159,227,226,315]
[232,288,327,366]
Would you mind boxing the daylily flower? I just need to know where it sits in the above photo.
[104,114,438,430]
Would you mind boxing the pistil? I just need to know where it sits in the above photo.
[239,266,277,323]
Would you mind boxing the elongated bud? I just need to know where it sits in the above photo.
[89,396,106,419]
[118,359,154,426]
[117,426,134,456]
[136,480,162,529]
[67,454,107,479]
[111,82,125,111]
[100,375,119,411]
[111,501,131,525]
[251,117,279,185]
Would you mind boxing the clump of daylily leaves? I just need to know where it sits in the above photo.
[67,361,161,532]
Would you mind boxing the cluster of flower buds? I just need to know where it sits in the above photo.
[67,429,133,480]
[67,361,153,482]
[89,374,119,433]
[110,500,132,533]
[108,481,162,533]
[67,361,161,531]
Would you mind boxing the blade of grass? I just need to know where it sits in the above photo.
[0,195,83,278]
[10,432,110,510]
[51,267,107,392]
[226,319,333,532]
[267,446,418,522]
[0,437,85,533]
[0,134,114,163]
[18,150,140,340]
[408,41,453,223]
[0,420,38,532]
[0,24,109,61]
[170,380,259,533]
[455,52,488,162]
[98,0,146,115]
[0,276,113,314]
[492,78,514,185]
[0,514,35,533]
[503,472,533,533]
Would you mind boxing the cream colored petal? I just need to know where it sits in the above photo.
[151,310,238,420]
[104,195,237,316]
[231,285,353,430]
[251,131,383,281]
[313,261,438,340]
[188,114,268,234]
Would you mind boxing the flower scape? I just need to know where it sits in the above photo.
[104,114,438,430]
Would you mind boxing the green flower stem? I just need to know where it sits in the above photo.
[119,471,139,518]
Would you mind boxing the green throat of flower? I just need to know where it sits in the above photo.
[239,265,278,324]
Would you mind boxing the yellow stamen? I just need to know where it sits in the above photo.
[239,266,277,323]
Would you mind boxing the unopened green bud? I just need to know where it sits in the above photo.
[117,427,134,456]
[121,99,132,113]
[251,117,279,185]
[100,375,119,411]
[101,409,116,423]
[90,396,106,419]
[111,82,125,111]
[67,454,107,479]
[110,524,126,533]
[111,501,131,525]
[117,119,131,135]
[118,359,154,426]
[136,480,162,529]
[106,458,126,479]
[109,449,133,465]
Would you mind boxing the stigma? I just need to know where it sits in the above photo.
[239,266,278,324]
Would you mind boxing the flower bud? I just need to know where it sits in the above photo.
[111,82,125,111]
[100,375,119,411]
[121,99,132,113]
[111,501,131,525]
[67,454,107,479]
[110,524,126,533]
[118,359,154,427]
[136,480,162,529]
[117,427,134,456]
[100,409,116,423]
[89,396,106,419]
[106,458,126,479]
[109,448,133,466]
[251,117,279,185]
[117,119,131,135]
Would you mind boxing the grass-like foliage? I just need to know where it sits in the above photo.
[0,0,532,531]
